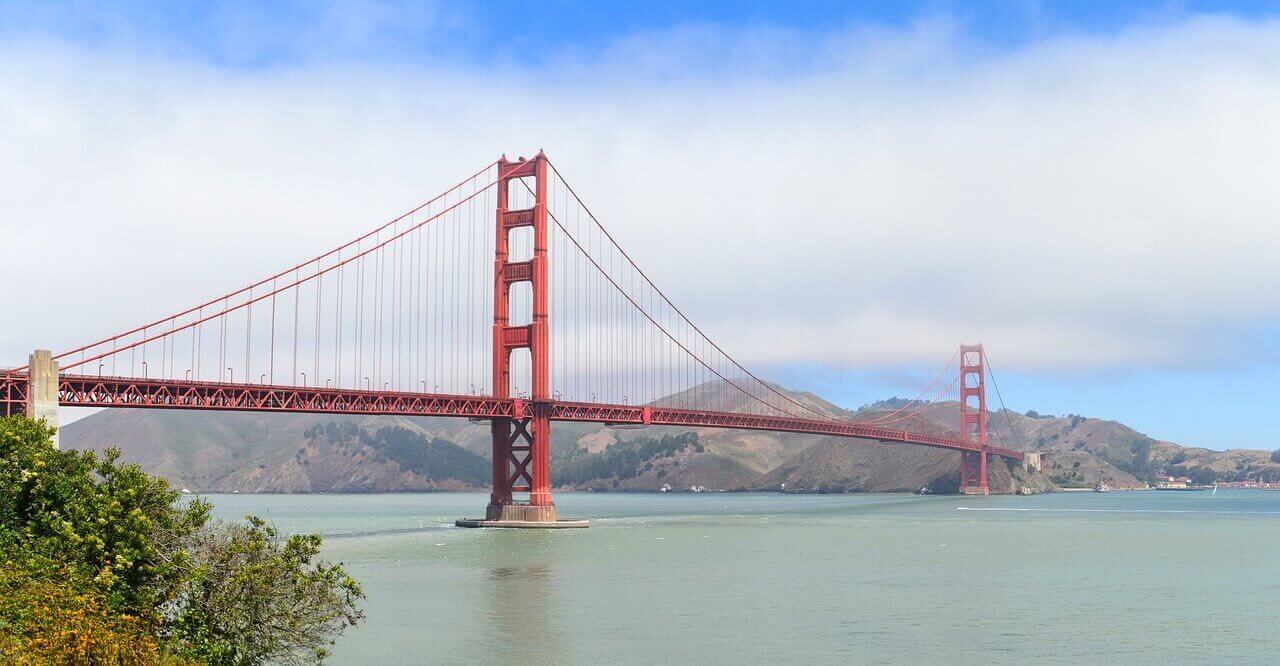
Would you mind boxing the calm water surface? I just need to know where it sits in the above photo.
[206,491,1280,664]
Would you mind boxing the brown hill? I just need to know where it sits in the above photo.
[754,438,1047,494]
[60,381,1275,495]
[749,403,1046,494]
[61,410,495,493]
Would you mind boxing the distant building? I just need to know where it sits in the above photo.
[1154,475,1191,490]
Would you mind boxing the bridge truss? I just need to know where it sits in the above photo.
[1,152,1023,523]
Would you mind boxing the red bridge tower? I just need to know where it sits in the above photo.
[959,343,990,495]
[461,152,585,527]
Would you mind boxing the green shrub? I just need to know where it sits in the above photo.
[0,556,163,664]
[0,417,205,622]
[164,518,363,664]
[0,416,363,664]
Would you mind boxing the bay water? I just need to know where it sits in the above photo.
[206,490,1280,663]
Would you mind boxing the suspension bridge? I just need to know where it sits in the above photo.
[0,152,1030,527]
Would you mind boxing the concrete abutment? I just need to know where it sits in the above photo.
[26,349,59,449]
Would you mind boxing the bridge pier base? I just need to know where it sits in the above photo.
[26,350,59,449]
[457,502,587,529]
[457,410,588,528]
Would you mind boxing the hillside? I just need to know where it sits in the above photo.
[59,381,1280,495]
[981,406,1280,488]
[752,402,1049,494]
[61,381,859,493]
[854,400,1280,489]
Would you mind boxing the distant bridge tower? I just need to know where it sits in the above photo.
[959,344,989,495]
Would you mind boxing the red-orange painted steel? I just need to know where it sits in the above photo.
[43,171,500,377]
[529,153,552,507]
[0,154,1026,502]
[0,374,27,417]
[489,153,554,514]
[959,344,991,493]
[0,372,1022,462]
[491,156,514,508]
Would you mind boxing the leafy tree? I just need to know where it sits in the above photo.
[0,554,160,662]
[1271,449,1280,464]
[0,417,206,622]
[1188,466,1217,486]
[165,517,363,664]
[0,416,363,663]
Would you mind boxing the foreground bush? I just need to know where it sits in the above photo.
[0,416,363,664]
[165,518,364,664]
[0,557,160,663]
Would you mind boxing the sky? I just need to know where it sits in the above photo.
[2,1,1280,449]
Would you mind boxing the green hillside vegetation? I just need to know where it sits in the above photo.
[59,380,1280,495]
[555,432,702,486]
[0,416,363,663]
[305,422,488,486]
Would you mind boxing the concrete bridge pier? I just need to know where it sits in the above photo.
[26,349,59,449]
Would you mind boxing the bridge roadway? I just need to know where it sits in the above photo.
[0,371,1023,461]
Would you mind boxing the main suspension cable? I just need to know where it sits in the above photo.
[543,160,834,421]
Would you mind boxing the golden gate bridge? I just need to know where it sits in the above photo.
[0,152,1027,527]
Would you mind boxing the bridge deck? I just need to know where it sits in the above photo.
[0,372,1021,460]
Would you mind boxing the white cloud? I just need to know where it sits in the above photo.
[3,16,1280,374]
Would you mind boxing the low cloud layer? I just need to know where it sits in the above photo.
[3,16,1279,373]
